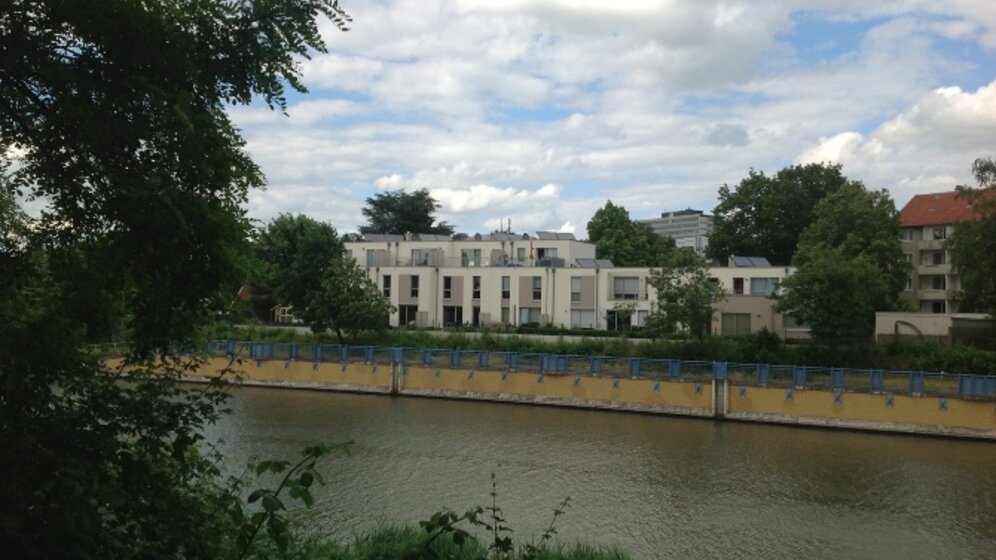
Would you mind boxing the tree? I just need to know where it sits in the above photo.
[1,1,350,556]
[646,251,724,340]
[708,163,854,265]
[586,201,676,266]
[310,258,395,343]
[360,188,454,235]
[776,183,907,342]
[776,248,887,342]
[948,157,996,317]
[255,214,344,326]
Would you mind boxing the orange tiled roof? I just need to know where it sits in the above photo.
[899,190,985,226]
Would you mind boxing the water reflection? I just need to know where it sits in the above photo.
[202,387,996,560]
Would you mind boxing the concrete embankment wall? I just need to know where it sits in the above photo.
[107,356,996,440]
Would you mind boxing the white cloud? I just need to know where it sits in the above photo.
[231,1,996,236]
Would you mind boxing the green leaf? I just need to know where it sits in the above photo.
[247,489,266,504]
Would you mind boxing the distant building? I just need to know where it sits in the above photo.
[638,209,714,255]
[898,191,983,314]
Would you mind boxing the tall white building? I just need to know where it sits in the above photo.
[345,232,803,338]
[638,209,714,255]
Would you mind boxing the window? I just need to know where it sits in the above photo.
[443,276,452,299]
[366,250,379,267]
[612,276,639,300]
[732,277,745,295]
[899,229,914,241]
[472,276,481,299]
[411,249,430,265]
[519,307,541,324]
[570,309,596,329]
[931,227,947,240]
[783,315,808,330]
[461,248,482,267]
[516,247,527,262]
[749,277,777,296]
[721,313,751,336]
[410,275,420,298]
[921,275,946,290]
[501,276,510,299]
[903,253,913,263]
[921,301,946,314]
[571,276,581,302]
[904,277,913,291]
[501,307,510,324]
[532,276,542,300]
[382,275,391,297]
[537,247,557,258]
[921,251,945,266]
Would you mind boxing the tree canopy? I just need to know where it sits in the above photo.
[310,258,395,343]
[645,251,724,340]
[948,157,996,317]
[707,163,854,266]
[360,188,454,235]
[586,201,677,267]
[254,213,344,324]
[777,182,907,342]
[1,1,350,556]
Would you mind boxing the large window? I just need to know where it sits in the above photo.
[931,226,947,240]
[898,229,914,241]
[501,307,510,324]
[921,251,945,266]
[461,248,482,267]
[410,275,420,298]
[570,309,596,329]
[920,275,946,290]
[382,275,391,297]
[443,276,452,299]
[411,249,430,265]
[750,277,778,296]
[532,276,542,300]
[472,276,481,299]
[516,247,527,262]
[732,277,744,295]
[519,307,541,324]
[612,276,639,300]
[721,313,751,336]
[571,276,581,302]
[501,276,510,299]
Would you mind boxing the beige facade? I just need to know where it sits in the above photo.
[350,234,800,337]
[899,224,959,313]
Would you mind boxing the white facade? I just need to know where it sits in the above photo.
[347,233,798,336]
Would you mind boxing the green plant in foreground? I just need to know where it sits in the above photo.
[403,473,576,560]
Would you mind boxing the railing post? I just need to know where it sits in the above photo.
[314,344,323,362]
[758,363,770,386]
[450,349,461,368]
[364,346,375,364]
[478,351,489,369]
[628,358,641,379]
[713,362,728,381]
[870,370,884,392]
[508,352,518,371]
[422,349,432,367]
[338,345,349,363]
[793,365,806,388]
[830,367,844,389]
[590,356,602,375]
[668,360,682,381]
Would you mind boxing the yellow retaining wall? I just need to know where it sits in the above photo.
[104,357,391,393]
[727,385,996,437]
[402,366,713,415]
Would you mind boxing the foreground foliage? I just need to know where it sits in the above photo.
[948,157,996,318]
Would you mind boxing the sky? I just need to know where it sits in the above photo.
[228,0,996,237]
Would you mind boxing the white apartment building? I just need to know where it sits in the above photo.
[345,232,801,337]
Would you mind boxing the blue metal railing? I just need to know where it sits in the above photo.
[98,340,996,400]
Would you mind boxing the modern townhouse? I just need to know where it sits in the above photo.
[345,232,801,338]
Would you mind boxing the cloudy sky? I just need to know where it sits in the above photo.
[230,0,996,237]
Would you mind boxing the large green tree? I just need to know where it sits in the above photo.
[948,157,996,317]
[777,183,907,342]
[0,1,350,557]
[646,251,724,340]
[708,163,854,265]
[586,201,676,266]
[310,258,395,343]
[360,188,455,235]
[254,213,344,326]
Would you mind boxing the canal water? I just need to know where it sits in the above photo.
[204,386,996,559]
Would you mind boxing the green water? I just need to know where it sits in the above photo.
[204,386,996,560]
